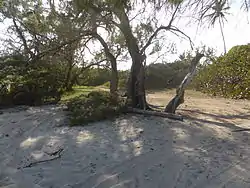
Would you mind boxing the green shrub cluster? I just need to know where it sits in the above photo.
[193,44,250,99]
[67,91,126,126]
[0,54,65,106]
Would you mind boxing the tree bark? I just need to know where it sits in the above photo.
[219,17,227,55]
[94,33,118,98]
[165,52,204,113]
[64,62,74,91]
[114,8,148,109]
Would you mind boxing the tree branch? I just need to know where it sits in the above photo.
[29,31,93,63]
[140,4,181,54]
[12,18,34,58]
[169,26,194,49]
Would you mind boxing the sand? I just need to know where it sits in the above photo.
[1,91,250,188]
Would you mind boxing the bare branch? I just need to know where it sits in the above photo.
[12,18,34,58]
[29,31,94,63]
[140,4,181,54]
[169,26,194,49]
[129,6,147,22]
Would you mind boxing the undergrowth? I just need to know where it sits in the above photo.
[66,91,126,126]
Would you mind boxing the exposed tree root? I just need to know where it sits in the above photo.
[147,103,165,109]
[126,107,183,121]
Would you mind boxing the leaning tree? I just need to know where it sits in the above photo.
[59,0,249,113]
[1,0,248,114]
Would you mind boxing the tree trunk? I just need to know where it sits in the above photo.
[110,61,118,99]
[219,17,227,55]
[114,8,148,109]
[94,33,118,98]
[64,62,74,91]
[165,52,204,113]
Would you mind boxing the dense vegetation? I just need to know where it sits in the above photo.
[0,55,64,106]
[0,0,249,124]
[67,91,126,126]
[193,44,250,99]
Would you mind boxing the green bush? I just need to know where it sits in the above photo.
[66,91,126,126]
[0,54,65,106]
[193,44,250,99]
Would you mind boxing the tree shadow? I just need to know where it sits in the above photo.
[179,109,250,130]
[181,109,250,121]
[1,105,250,188]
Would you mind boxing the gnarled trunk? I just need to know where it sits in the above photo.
[114,8,148,109]
[64,59,74,91]
[165,52,204,113]
[110,60,118,98]
[126,53,148,109]
[94,33,118,98]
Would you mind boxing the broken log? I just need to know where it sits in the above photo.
[126,107,183,121]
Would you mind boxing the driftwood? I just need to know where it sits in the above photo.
[18,148,64,169]
[165,52,204,113]
[127,107,183,121]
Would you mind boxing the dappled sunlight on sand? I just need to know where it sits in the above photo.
[173,145,196,154]
[171,127,190,140]
[132,140,143,156]
[118,119,143,141]
[20,136,44,149]
[76,130,94,144]
[31,150,47,160]
[1,96,250,187]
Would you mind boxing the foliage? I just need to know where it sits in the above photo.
[61,86,95,102]
[66,91,126,126]
[203,0,230,54]
[78,68,111,86]
[0,0,248,112]
[0,54,65,106]
[193,44,250,99]
[145,52,193,90]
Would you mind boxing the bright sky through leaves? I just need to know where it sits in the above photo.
[0,0,249,70]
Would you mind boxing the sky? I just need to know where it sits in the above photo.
[0,0,249,70]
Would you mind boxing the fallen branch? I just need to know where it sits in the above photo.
[232,128,250,132]
[18,148,64,169]
[126,107,183,121]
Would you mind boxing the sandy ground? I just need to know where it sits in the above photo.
[1,90,250,188]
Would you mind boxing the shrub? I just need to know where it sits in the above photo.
[193,44,250,99]
[66,91,126,126]
[0,54,65,106]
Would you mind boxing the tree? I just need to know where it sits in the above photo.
[165,52,204,113]
[193,44,250,99]
[201,0,231,54]
[74,0,194,110]
[1,0,249,114]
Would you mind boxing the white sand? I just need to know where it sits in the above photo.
[0,105,250,188]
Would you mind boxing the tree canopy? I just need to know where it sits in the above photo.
[0,0,249,112]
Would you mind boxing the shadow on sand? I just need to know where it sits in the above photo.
[0,105,250,188]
